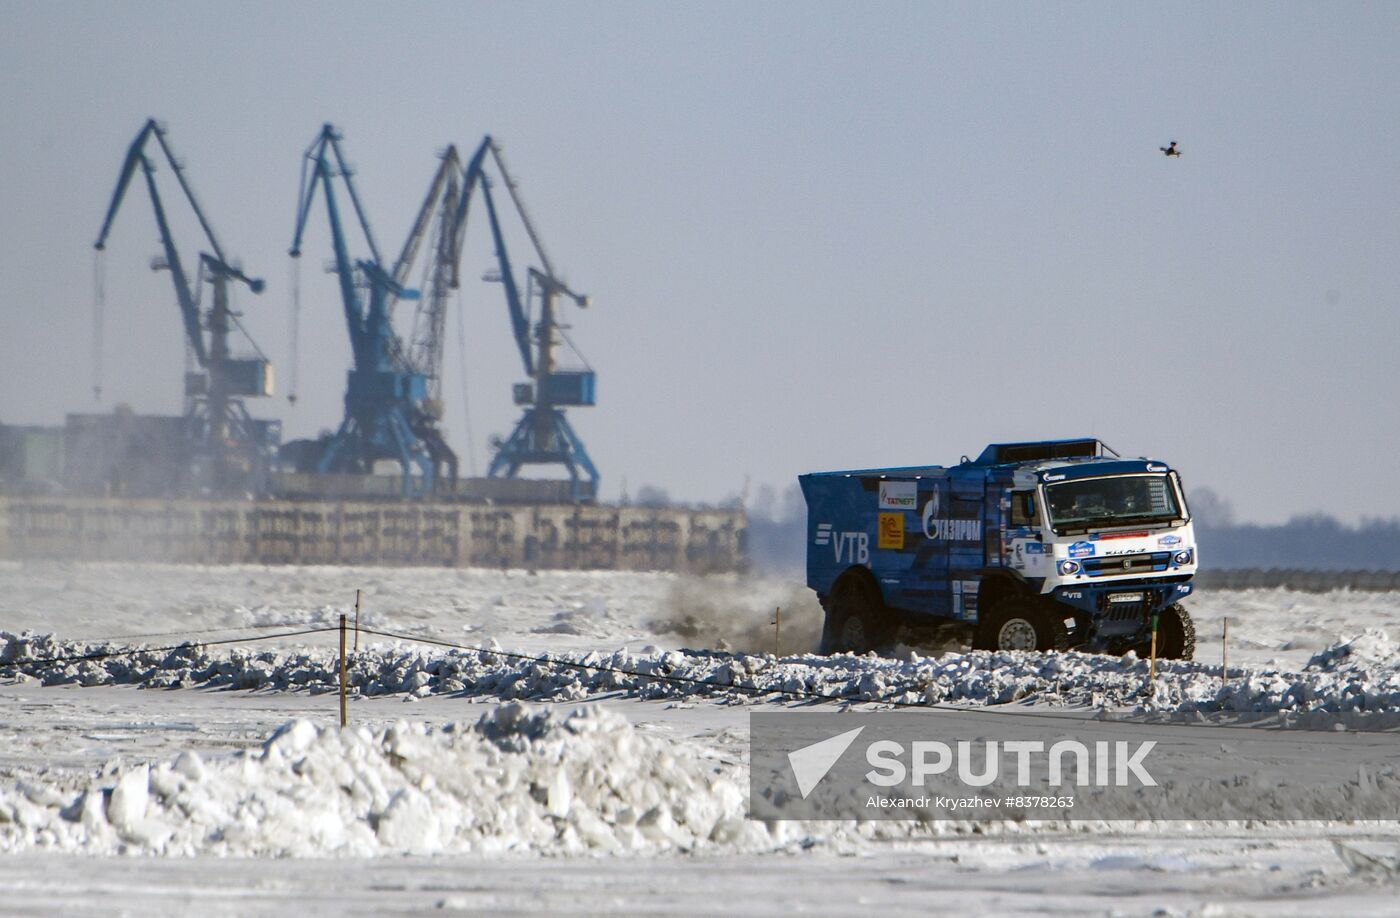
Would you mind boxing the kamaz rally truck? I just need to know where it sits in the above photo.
[800,439,1197,658]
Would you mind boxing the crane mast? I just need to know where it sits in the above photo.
[93,119,276,496]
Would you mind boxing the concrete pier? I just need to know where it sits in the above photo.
[0,498,746,572]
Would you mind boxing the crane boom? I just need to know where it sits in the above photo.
[485,139,555,277]
[479,176,534,375]
[95,118,265,367]
[138,150,207,365]
[403,166,461,396]
[149,125,226,264]
[393,146,461,292]
[292,125,368,356]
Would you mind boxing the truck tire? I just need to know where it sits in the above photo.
[820,574,895,655]
[1154,604,1196,661]
[976,599,1069,653]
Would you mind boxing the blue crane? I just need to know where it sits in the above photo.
[93,118,278,496]
[288,124,457,496]
[457,137,599,502]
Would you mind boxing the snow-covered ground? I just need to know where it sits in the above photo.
[5,559,1393,667]
[2,560,1400,914]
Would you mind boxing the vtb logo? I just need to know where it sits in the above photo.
[815,523,868,564]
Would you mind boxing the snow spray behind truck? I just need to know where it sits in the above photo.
[799,439,1197,657]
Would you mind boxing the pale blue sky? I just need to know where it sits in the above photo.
[2,1,1397,523]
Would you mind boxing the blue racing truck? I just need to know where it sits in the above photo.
[800,439,1197,658]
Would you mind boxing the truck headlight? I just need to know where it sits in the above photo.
[1174,549,1193,565]
[1058,560,1081,575]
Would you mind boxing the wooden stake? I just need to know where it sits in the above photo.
[339,613,348,728]
[1222,617,1229,678]
[353,589,362,653]
[1148,613,1159,683]
[773,606,782,656]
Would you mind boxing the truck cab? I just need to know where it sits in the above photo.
[799,438,1197,658]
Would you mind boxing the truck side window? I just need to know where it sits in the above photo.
[1010,490,1036,526]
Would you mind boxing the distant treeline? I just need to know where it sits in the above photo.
[1188,489,1400,571]
[743,484,1400,574]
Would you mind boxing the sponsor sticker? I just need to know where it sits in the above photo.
[920,486,981,541]
[878,513,905,550]
[1068,541,1095,559]
[1024,542,1046,555]
[878,480,918,511]
[1158,535,1182,548]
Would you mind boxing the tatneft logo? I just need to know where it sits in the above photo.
[878,480,917,511]
[786,728,1158,798]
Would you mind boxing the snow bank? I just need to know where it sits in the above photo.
[1306,628,1400,671]
[5,702,1398,858]
[0,705,788,856]
[4,628,1400,715]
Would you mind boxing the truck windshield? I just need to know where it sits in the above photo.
[1044,475,1182,531]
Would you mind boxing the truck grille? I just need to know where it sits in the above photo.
[1101,603,1146,622]
[1081,552,1170,577]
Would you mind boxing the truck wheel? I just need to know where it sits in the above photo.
[820,574,894,655]
[977,600,1068,653]
[1154,604,1196,661]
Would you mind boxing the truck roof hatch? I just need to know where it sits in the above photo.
[973,438,1111,466]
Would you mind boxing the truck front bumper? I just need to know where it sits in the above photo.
[1050,579,1194,643]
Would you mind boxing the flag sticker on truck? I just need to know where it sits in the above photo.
[878,481,918,511]
[878,513,904,550]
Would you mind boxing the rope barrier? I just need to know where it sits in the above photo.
[0,622,1309,732]
[0,626,339,670]
[88,619,345,645]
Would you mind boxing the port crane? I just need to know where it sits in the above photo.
[288,124,457,495]
[458,137,599,501]
[93,118,277,495]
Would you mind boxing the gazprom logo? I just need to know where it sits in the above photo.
[921,486,980,541]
